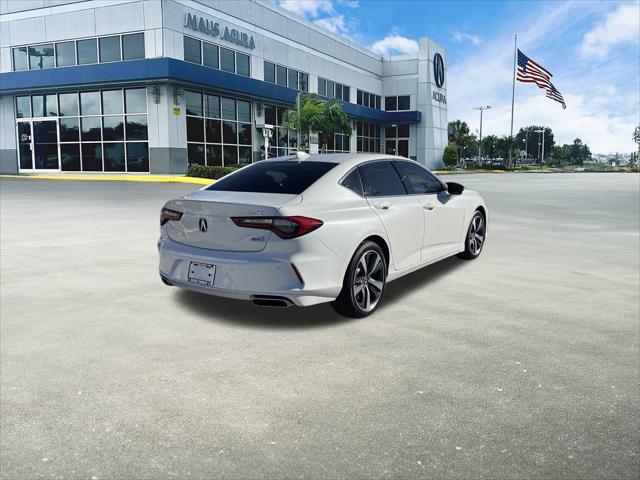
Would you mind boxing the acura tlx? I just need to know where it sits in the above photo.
[158,153,488,318]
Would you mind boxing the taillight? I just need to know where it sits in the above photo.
[230,216,323,239]
[160,208,183,225]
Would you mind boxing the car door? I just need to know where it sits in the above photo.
[358,160,423,271]
[393,161,466,262]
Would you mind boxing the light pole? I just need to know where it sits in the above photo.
[473,105,491,162]
[535,128,545,165]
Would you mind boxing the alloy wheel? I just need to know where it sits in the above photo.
[352,250,385,312]
[468,214,485,256]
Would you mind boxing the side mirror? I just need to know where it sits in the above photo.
[447,182,464,195]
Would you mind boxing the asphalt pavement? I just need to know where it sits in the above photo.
[1,173,638,479]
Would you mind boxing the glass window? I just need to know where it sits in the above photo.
[206,145,222,166]
[223,145,237,165]
[343,86,350,102]
[186,117,204,142]
[16,96,31,118]
[237,100,251,122]
[122,33,144,60]
[28,44,54,69]
[375,95,381,110]
[102,90,123,115]
[397,124,410,137]
[125,88,146,113]
[357,90,363,105]
[288,69,298,90]
[326,80,335,98]
[335,85,342,101]
[80,91,101,115]
[299,72,309,92]
[220,47,235,72]
[385,125,397,138]
[385,96,397,111]
[207,161,338,194]
[398,139,408,158]
[398,95,410,110]
[205,119,221,143]
[61,143,81,171]
[99,36,121,62]
[221,97,236,120]
[81,117,101,141]
[185,91,202,116]
[341,168,363,196]
[58,93,78,116]
[31,96,45,117]
[318,78,326,96]
[81,143,102,171]
[55,41,76,67]
[77,39,97,65]
[264,61,275,83]
[188,143,205,167]
[239,146,251,164]
[59,118,79,142]
[126,142,149,172]
[103,142,125,171]
[44,94,57,116]
[206,95,220,118]
[102,116,124,141]
[222,121,237,143]
[238,123,251,145]
[125,115,148,140]
[276,65,287,86]
[203,42,219,68]
[236,53,250,76]
[13,47,29,71]
[183,36,201,64]
[359,161,407,197]
[393,161,443,194]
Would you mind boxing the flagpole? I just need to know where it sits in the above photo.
[509,34,517,167]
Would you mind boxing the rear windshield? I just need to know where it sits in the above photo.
[206,161,338,194]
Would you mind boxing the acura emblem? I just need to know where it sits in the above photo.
[199,218,208,232]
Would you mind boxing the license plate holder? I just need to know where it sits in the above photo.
[188,262,216,286]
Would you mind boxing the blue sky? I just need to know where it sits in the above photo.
[275,0,640,153]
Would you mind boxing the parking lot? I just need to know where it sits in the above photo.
[1,173,638,479]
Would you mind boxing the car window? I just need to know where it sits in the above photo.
[340,168,363,196]
[358,161,407,197]
[207,161,338,194]
[393,161,445,194]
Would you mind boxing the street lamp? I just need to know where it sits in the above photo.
[473,105,492,162]
[534,128,545,164]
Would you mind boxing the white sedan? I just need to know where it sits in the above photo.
[158,153,487,317]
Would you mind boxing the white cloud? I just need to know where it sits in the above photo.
[315,15,351,36]
[580,3,640,58]
[277,0,334,18]
[452,31,481,45]
[336,0,359,7]
[369,34,419,56]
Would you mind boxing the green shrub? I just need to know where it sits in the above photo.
[443,144,458,169]
[187,164,242,179]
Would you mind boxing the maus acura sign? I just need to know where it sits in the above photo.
[184,12,256,50]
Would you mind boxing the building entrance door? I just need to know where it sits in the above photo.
[16,119,60,171]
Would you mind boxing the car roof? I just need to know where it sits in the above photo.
[263,153,409,167]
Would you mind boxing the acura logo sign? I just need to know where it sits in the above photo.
[199,218,208,232]
[433,52,445,88]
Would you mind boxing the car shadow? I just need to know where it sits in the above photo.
[175,255,466,329]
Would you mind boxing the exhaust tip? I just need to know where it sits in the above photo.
[251,295,294,308]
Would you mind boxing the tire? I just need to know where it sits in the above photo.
[332,241,387,318]
[458,210,486,260]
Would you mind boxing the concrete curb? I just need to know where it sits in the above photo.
[0,174,212,185]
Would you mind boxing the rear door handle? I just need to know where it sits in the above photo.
[373,202,391,210]
[422,204,435,210]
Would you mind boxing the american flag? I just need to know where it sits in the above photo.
[517,49,566,109]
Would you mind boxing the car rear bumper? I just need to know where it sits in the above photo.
[158,236,344,307]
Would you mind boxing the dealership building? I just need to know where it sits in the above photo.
[0,0,447,174]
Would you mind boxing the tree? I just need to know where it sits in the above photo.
[633,126,640,150]
[481,135,498,158]
[569,138,591,165]
[448,120,477,159]
[516,126,555,161]
[283,93,352,152]
[443,143,458,169]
